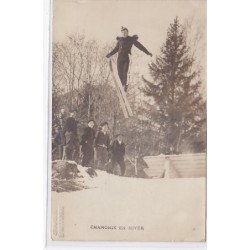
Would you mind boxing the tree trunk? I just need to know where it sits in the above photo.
[87,93,91,119]
[112,113,117,138]
[176,118,184,152]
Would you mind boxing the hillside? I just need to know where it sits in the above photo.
[51,163,206,242]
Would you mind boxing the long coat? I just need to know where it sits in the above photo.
[111,140,125,161]
[80,127,95,148]
[80,126,95,167]
[94,131,110,149]
[63,117,78,146]
[64,117,77,134]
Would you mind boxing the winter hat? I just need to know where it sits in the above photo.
[121,26,128,32]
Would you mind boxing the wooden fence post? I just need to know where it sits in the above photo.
[135,156,138,176]
[163,156,171,178]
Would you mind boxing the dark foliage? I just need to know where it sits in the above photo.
[142,17,206,153]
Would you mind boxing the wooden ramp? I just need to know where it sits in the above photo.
[109,60,133,118]
[143,155,166,178]
[143,153,206,178]
[169,153,206,178]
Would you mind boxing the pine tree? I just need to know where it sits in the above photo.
[142,17,206,153]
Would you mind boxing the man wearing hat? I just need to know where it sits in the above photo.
[79,120,95,168]
[106,27,152,91]
[62,110,78,161]
[110,134,126,176]
[94,122,111,170]
[57,108,67,159]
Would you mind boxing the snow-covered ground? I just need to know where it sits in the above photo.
[51,165,206,242]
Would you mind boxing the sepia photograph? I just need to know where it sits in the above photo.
[50,0,207,242]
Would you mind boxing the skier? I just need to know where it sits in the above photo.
[94,122,111,170]
[109,134,126,176]
[106,26,152,91]
[79,120,95,168]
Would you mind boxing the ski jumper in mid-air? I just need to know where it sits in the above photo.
[106,26,152,91]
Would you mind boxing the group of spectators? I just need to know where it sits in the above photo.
[53,109,126,176]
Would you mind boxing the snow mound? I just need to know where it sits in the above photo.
[52,172,206,241]
[52,160,98,192]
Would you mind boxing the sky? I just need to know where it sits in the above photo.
[52,0,206,81]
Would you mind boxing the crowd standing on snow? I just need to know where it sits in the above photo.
[52,109,126,176]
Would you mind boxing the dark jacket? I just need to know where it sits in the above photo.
[58,112,66,128]
[53,132,61,146]
[106,35,151,58]
[64,117,77,134]
[111,140,125,160]
[80,127,95,146]
[94,131,110,150]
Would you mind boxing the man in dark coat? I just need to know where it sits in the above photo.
[79,120,95,168]
[110,134,126,176]
[57,108,67,159]
[62,110,78,161]
[94,122,110,170]
[106,26,152,91]
[58,108,67,128]
[52,126,62,160]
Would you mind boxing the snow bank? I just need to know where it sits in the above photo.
[51,167,206,241]
[52,160,98,192]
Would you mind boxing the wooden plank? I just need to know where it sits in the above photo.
[109,60,133,116]
[170,165,206,178]
[171,163,205,169]
[144,153,206,178]
[173,168,206,174]
[144,169,164,178]
[170,156,205,161]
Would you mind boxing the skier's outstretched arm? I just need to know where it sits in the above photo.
[133,38,152,56]
[106,43,119,58]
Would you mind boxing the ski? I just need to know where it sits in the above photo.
[109,60,129,118]
[109,60,133,117]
